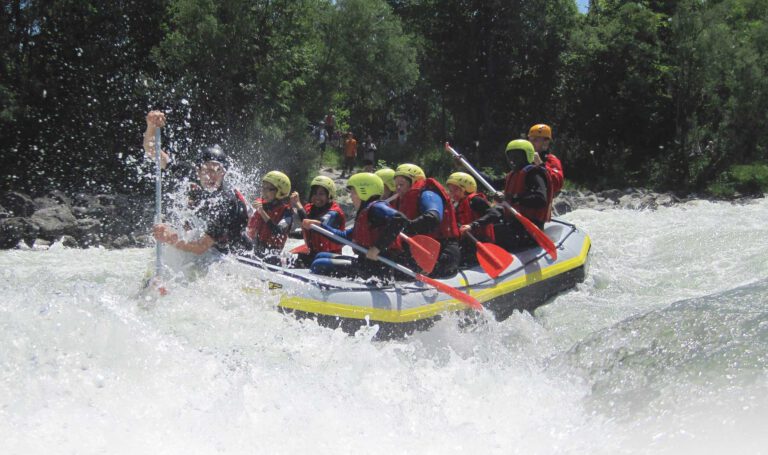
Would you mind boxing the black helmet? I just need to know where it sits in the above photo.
[197,145,229,169]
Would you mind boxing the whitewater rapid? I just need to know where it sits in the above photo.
[1,199,766,454]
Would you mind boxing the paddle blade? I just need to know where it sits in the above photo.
[400,233,440,274]
[290,243,310,255]
[475,241,514,279]
[415,273,483,311]
[512,209,558,260]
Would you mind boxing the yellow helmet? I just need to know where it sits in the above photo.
[262,170,291,199]
[374,168,396,192]
[505,139,535,164]
[346,173,384,202]
[394,163,426,182]
[446,172,477,194]
[310,175,336,199]
[528,124,552,140]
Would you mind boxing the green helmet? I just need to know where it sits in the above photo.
[263,170,291,199]
[446,172,477,194]
[505,139,535,164]
[374,168,396,192]
[310,175,336,199]
[347,173,384,202]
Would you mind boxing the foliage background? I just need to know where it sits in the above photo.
[1,0,766,196]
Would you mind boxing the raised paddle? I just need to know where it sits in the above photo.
[464,231,514,279]
[444,143,557,260]
[309,224,482,311]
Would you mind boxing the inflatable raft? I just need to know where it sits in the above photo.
[236,218,591,339]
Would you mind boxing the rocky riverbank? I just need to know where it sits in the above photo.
[0,184,762,250]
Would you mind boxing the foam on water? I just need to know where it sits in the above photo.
[1,198,767,454]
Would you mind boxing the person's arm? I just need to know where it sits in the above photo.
[368,203,408,252]
[265,208,293,236]
[404,190,443,235]
[143,110,171,169]
[468,196,502,226]
[302,218,352,239]
[320,210,341,229]
[153,224,215,255]
[514,171,547,208]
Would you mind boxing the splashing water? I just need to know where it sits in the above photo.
[1,199,767,454]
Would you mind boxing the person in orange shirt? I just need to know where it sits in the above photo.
[341,132,358,178]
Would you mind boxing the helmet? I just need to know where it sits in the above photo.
[374,168,396,192]
[346,173,384,202]
[310,175,336,199]
[197,145,230,168]
[446,172,477,194]
[394,163,426,182]
[528,124,552,140]
[505,139,535,164]
[262,171,291,199]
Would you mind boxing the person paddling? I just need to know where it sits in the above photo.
[393,164,461,278]
[492,139,554,252]
[305,173,408,279]
[145,111,250,256]
[290,175,347,267]
[445,172,500,266]
[247,171,293,262]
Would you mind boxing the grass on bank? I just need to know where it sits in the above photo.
[707,162,768,198]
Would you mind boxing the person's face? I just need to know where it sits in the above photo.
[529,136,551,153]
[395,176,412,197]
[197,161,226,191]
[506,149,528,170]
[349,187,362,210]
[447,183,465,203]
[261,181,278,202]
[381,186,393,200]
[310,186,330,207]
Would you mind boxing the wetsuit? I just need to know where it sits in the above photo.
[187,183,251,254]
[293,202,346,267]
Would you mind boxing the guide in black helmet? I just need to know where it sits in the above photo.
[143,110,251,256]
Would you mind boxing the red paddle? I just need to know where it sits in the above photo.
[398,233,440,274]
[289,243,310,254]
[465,232,513,279]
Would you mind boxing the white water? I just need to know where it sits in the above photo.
[1,199,767,454]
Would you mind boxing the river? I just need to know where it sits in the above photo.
[1,198,766,454]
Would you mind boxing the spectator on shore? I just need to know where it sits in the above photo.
[341,132,358,178]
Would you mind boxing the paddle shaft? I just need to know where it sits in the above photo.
[154,127,163,276]
[309,224,416,278]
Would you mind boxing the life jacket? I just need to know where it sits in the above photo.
[544,153,564,195]
[455,192,495,242]
[247,198,290,249]
[351,200,402,251]
[302,201,347,254]
[397,178,460,241]
[503,165,554,225]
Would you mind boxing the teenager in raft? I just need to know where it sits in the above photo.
[303,173,409,280]
[445,172,500,266]
[290,175,347,268]
[246,171,293,263]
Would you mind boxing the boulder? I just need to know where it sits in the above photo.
[0,191,37,217]
[30,205,78,240]
[0,217,40,249]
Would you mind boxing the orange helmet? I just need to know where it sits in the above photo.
[528,124,552,140]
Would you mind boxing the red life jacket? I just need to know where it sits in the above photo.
[397,178,459,241]
[544,153,564,195]
[351,201,401,251]
[455,192,495,242]
[503,165,554,224]
[302,201,347,254]
[247,198,290,249]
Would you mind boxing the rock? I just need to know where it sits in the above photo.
[30,205,78,240]
[553,199,573,215]
[60,235,79,248]
[110,235,132,249]
[0,217,40,249]
[0,205,9,220]
[34,239,51,248]
[0,191,37,217]
[598,189,623,202]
